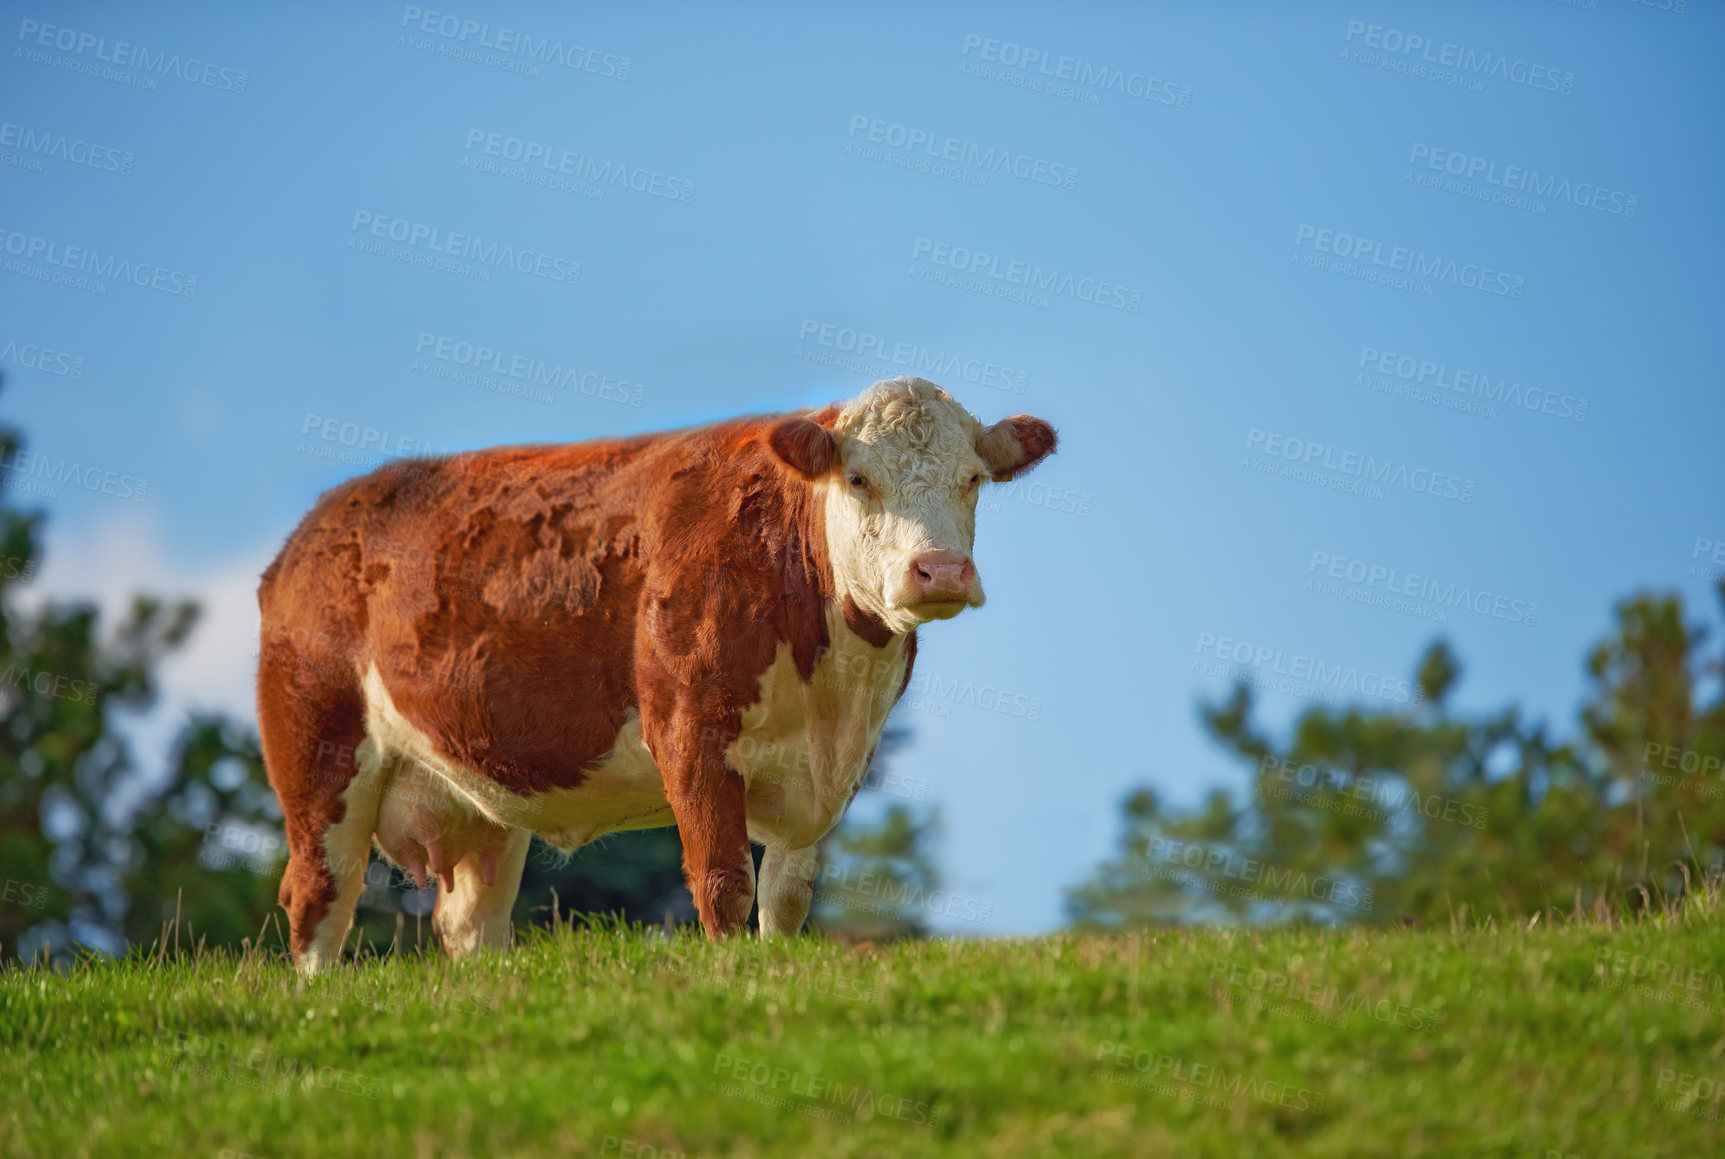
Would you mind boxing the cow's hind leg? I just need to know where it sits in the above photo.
[757,845,819,937]
[258,650,383,974]
[433,827,531,956]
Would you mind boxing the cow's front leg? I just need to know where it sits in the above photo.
[757,845,819,937]
[649,712,756,937]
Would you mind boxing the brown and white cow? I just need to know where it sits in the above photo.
[257,376,1055,972]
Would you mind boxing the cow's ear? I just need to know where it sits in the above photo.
[977,415,1057,481]
[768,417,837,479]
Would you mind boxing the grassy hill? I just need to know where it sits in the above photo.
[5,897,1723,1158]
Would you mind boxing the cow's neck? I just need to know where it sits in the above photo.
[841,594,897,649]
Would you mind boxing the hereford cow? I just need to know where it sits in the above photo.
[257,376,1055,972]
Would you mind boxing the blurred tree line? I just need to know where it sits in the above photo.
[0,387,935,963]
[0,382,281,963]
[1068,584,1725,928]
[11,380,1721,954]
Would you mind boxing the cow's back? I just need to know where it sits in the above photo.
[259,417,831,797]
[260,431,673,796]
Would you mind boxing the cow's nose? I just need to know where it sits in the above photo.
[908,551,974,600]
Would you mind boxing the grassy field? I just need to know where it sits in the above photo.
[4,899,1724,1158]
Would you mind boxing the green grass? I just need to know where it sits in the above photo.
[5,900,1724,1158]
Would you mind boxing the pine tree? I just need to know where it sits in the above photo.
[1068,587,1725,929]
[1,377,280,962]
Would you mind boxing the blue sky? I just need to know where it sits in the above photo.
[4,1,1721,934]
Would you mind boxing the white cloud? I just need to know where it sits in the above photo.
[29,511,270,791]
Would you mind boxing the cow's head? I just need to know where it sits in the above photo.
[768,377,1056,635]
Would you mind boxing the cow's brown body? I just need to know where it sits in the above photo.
[258,379,1053,970]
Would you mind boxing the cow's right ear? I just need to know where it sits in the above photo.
[767,418,837,480]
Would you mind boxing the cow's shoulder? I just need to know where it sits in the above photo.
[616,415,842,702]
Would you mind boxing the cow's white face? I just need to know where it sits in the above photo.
[767,377,1057,637]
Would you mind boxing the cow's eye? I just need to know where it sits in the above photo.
[968,473,983,486]
[847,473,870,491]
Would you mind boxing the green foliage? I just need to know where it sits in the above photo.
[0,381,280,961]
[812,801,942,940]
[514,827,694,931]
[124,718,283,951]
[1069,587,1725,929]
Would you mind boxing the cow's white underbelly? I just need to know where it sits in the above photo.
[358,605,908,860]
